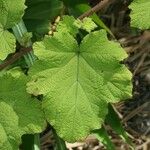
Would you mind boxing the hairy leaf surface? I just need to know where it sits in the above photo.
[129,0,150,29]
[27,30,132,142]
[56,16,97,37]
[74,17,97,33]
[56,16,79,37]
[0,72,45,150]
[0,0,26,59]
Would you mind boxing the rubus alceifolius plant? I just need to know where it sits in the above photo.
[1,0,148,149]
[27,15,132,142]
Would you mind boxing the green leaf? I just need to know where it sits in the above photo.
[24,20,50,41]
[0,0,26,28]
[0,28,15,60]
[129,0,150,29]
[27,28,132,142]
[106,104,134,149]
[93,127,115,150]
[24,0,63,39]
[0,0,26,60]
[0,72,45,150]
[24,0,62,20]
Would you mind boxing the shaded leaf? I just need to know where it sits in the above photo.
[53,129,68,150]
[106,104,134,149]
[24,0,63,39]
[93,127,115,150]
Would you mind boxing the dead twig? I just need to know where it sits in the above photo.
[133,52,147,75]
[122,102,150,123]
[78,0,114,20]
[135,138,150,150]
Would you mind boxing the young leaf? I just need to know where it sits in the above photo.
[0,0,26,60]
[56,16,79,37]
[56,16,97,37]
[27,28,132,142]
[0,72,45,150]
[129,0,150,29]
[74,17,97,33]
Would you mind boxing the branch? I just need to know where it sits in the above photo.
[0,47,32,71]
[78,0,114,20]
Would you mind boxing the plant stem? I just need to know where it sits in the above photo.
[12,19,35,67]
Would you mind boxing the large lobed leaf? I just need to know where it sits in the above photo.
[27,23,132,142]
[0,71,45,150]
[129,0,150,29]
[0,0,26,60]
